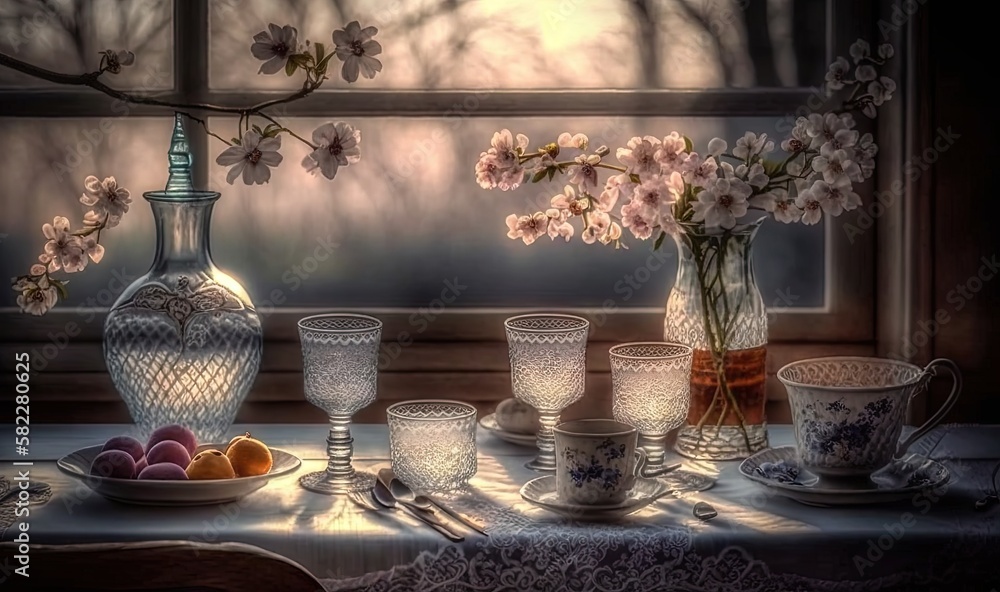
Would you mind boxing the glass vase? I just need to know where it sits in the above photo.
[664,218,769,460]
[103,115,263,443]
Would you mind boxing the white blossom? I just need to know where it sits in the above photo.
[16,276,58,316]
[80,175,131,228]
[557,132,589,150]
[707,137,727,157]
[598,173,633,212]
[868,76,896,106]
[654,132,688,174]
[41,216,88,273]
[737,162,769,188]
[616,136,662,179]
[682,153,718,189]
[781,117,811,153]
[855,133,877,179]
[250,24,298,75]
[812,148,863,184]
[878,44,894,59]
[505,212,548,245]
[849,40,871,63]
[772,198,804,224]
[691,177,751,229]
[733,132,774,161]
[855,65,877,82]
[101,49,135,74]
[301,122,361,181]
[545,209,575,242]
[216,131,283,185]
[332,21,382,82]
[819,128,860,157]
[567,154,601,191]
[825,57,851,91]
[620,201,656,240]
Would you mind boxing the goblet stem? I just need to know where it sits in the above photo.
[325,414,356,482]
[638,432,669,477]
[527,411,560,472]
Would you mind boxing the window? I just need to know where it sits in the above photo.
[0,0,883,421]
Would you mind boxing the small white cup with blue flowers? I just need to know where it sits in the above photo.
[554,419,648,505]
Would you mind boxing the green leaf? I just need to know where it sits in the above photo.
[629,173,641,184]
[285,59,298,76]
[251,124,263,135]
[683,136,694,153]
[653,231,666,250]
[547,168,556,181]
[52,280,69,301]
[531,169,548,183]
[314,43,325,62]
[230,137,241,145]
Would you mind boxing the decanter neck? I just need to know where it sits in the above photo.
[148,196,216,270]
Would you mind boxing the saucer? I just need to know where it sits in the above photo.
[520,476,669,520]
[739,446,951,507]
[480,414,536,447]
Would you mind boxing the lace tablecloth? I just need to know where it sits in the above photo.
[4,424,999,591]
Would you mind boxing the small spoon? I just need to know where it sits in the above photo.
[387,479,436,512]
[372,481,463,542]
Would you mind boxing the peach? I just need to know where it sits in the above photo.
[185,449,235,480]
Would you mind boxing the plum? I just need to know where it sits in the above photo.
[138,462,189,480]
[90,449,136,479]
[101,435,145,463]
[146,440,191,469]
[145,424,197,457]
[135,456,148,475]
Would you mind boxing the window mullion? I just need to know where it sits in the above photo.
[174,0,210,188]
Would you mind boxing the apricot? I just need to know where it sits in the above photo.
[101,436,145,463]
[146,424,198,457]
[90,450,136,479]
[225,432,272,477]
[135,456,148,476]
[185,449,236,480]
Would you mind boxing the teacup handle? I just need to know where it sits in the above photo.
[624,449,649,490]
[894,358,963,458]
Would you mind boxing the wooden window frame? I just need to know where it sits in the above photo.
[0,0,904,423]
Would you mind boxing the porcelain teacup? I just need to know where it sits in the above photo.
[553,419,648,505]
[778,357,962,485]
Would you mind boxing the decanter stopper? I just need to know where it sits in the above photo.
[164,113,194,195]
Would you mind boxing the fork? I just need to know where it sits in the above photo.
[347,490,380,511]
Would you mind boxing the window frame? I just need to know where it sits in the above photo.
[0,0,880,346]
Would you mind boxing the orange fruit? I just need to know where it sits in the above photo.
[185,449,236,480]
[225,432,272,477]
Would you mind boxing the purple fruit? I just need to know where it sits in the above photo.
[135,456,148,475]
[138,462,189,480]
[101,435,145,463]
[146,440,191,469]
[146,424,197,457]
[90,450,136,479]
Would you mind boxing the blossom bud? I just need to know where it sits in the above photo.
[542,142,559,158]
[595,145,610,157]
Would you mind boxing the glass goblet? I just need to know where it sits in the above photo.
[297,313,382,494]
[505,313,590,472]
[610,342,693,477]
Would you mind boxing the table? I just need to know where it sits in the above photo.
[2,424,999,591]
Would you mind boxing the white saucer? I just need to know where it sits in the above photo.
[480,414,536,447]
[520,475,669,520]
[739,446,951,507]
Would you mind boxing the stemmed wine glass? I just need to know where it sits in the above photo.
[297,313,382,494]
[505,313,590,472]
[609,342,692,477]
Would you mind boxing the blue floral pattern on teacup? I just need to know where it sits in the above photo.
[564,439,626,490]
[800,397,895,462]
[753,460,803,485]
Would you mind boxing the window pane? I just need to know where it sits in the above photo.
[0,118,171,307]
[193,116,823,309]
[0,0,173,89]
[209,0,827,90]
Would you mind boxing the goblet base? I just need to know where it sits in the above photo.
[299,470,376,495]
[525,456,557,472]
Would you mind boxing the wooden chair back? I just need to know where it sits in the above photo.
[0,540,326,592]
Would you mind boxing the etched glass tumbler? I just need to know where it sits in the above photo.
[610,342,693,477]
[505,314,589,472]
[387,400,478,491]
[298,313,382,494]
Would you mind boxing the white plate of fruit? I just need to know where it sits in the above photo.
[57,424,301,506]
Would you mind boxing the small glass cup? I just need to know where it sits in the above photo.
[610,342,693,477]
[505,313,590,472]
[297,313,382,494]
[387,400,478,492]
